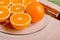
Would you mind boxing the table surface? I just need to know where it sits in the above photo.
[0,15,60,40]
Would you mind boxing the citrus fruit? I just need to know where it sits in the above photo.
[10,5,25,13]
[10,0,22,4]
[10,13,31,30]
[22,0,37,7]
[26,2,45,23]
[0,0,10,7]
[0,7,10,22]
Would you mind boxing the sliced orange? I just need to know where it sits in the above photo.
[0,7,10,22]
[22,0,37,7]
[10,0,23,4]
[0,0,10,7]
[10,5,25,13]
[26,2,45,23]
[10,13,31,30]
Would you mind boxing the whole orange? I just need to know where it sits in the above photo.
[26,2,45,23]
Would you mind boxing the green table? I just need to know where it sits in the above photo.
[49,0,60,6]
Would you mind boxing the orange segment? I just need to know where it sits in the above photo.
[0,7,10,22]
[0,0,10,7]
[10,13,31,30]
[11,0,22,4]
[22,0,37,7]
[26,2,45,22]
[10,5,25,13]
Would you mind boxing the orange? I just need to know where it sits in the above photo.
[10,5,25,13]
[10,0,22,4]
[0,7,10,22]
[26,2,45,23]
[22,0,37,7]
[10,13,31,30]
[0,0,10,7]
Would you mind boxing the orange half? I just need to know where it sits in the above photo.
[22,0,37,7]
[0,7,10,22]
[10,13,31,30]
[0,0,10,7]
[10,0,23,4]
[10,5,25,13]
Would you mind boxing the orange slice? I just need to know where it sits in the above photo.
[26,2,45,22]
[10,13,31,30]
[22,0,37,7]
[10,0,23,4]
[0,0,10,7]
[10,5,25,13]
[0,7,10,22]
